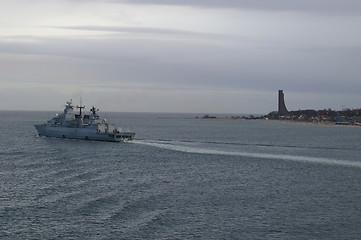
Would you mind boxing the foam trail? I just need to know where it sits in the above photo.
[132,140,361,169]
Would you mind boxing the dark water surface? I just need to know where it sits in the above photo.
[1,111,360,239]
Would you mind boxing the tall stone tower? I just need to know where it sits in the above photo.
[278,90,289,115]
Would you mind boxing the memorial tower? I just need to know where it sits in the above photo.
[278,90,289,115]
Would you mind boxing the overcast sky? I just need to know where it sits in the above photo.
[1,0,360,113]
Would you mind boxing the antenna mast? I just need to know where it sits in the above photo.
[77,96,85,116]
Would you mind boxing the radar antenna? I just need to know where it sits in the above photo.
[66,99,73,107]
[90,106,99,115]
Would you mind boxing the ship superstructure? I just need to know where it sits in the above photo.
[35,100,135,142]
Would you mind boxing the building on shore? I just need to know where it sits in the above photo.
[264,90,361,125]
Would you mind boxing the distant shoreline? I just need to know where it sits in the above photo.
[270,119,361,127]
[159,115,361,127]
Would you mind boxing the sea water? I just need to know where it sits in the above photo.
[0,111,360,239]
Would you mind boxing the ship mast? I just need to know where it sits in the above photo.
[77,97,85,116]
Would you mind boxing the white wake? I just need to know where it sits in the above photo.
[132,140,361,169]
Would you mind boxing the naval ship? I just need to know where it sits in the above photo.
[35,100,135,142]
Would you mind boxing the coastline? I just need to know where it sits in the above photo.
[159,115,361,127]
[263,119,359,127]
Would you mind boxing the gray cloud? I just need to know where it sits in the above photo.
[57,26,209,36]
[54,25,248,43]
[1,34,360,95]
[1,33,360,112]
[114,0,361,15]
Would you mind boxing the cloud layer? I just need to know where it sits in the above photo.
[118,0,361,14]
[0,0,361,112]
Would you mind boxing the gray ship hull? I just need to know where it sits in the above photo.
[35,124,135,142]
